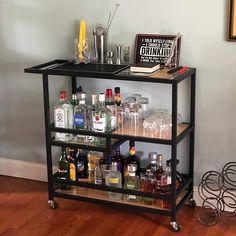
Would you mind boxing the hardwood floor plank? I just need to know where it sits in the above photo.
[0,175,235,236]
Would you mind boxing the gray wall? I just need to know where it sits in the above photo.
[0,0,236,184]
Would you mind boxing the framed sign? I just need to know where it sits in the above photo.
[227,0,236,41]
[133,34,181,66]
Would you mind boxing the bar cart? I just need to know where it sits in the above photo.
[24,60,196,232]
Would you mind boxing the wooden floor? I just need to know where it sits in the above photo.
[0,175,235,236]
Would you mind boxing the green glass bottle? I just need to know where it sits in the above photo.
[58,150,70,190]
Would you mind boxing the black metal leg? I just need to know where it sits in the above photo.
[189,71,196,199]
[71,76,77,94]
[170,82,178,224]
[42,73,54,201]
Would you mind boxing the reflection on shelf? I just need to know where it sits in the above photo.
[114,122,190,140]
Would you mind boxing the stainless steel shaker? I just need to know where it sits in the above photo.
[93,25,107,63]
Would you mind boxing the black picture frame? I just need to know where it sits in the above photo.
[133,34,181,66]
[227,0,236,41]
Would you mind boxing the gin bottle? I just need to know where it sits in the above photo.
[108,162,122,200]
[124,164,139,201]
[54,91,73,141]
[73,92,87,143]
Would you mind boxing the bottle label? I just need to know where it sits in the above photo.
[129,147,135,156]
[77,161,85,172]
[88,163,95,172]
[55,108,65,128]
[108,177,119,184]
[93,115,105,132]
[74,114,85,127]
[70,163,76,181]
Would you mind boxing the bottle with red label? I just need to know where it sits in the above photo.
[54,90,73,141]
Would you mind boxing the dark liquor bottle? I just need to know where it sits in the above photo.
[155,154,164,193]
[114,87,121,106]
[124,141,140,178]
[67,148,76,181]
[76,149,88,179]
[58,150,70,190]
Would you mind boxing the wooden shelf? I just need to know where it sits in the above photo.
[113,122,190,140]
[55,186,188,212]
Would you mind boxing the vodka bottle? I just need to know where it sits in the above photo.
[54,91,73,141]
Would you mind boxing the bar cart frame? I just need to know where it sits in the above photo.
[25,60,196,232]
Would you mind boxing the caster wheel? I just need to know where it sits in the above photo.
[170,221,180,232]
[48,200,58,210]
[190,199,196,208]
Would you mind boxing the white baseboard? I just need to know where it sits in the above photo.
[0,157,57,182]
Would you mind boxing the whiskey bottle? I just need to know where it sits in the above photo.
[155,154,164,194]
[124,141,140,178]
[67,148,76,181]
[124,164,139,201]
[54,90,73,141]
[58,150,70,190]
[140,167,155,205]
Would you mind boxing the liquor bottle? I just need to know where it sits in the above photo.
[105,89,117,130]
[67,148,76,181]
[112,147,124,182]
[124,164,139,201]
[87,151,102,183]
[94,159,102,185]
[140,167,155,205]
[54,91,73,141]
[108,162,122,200]
[73,92,87,143]
[114,87,121,106]
[155,154,164,194]
[71,94,78,108]
[92,93,111,133]
[100,154,108,182]
[76,149,88,179]
[124,141,140,178]
[58,150,70,190]
[146,152,158,176]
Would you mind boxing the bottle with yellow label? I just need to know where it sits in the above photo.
[67,148,76,181]
[108,162,122,200]
[124,141,140,178]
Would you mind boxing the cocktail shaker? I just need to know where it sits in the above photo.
[93,25,107,63]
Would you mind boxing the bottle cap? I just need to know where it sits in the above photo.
[127,164,137,172]
[76,85,82,93]
[99,93,105,102]
[72,94,77,100]
[106,89,112,98]
[115,87,120,93]
[129,140,135,147]
[149,152,158,162]
[60,91,66,99]
[78,92,86,100]
[157,154,163,161]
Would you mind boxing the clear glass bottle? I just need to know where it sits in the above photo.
[58,150,70,190]
[54,91,73,141]
[94,159,102,185]
[87,151,102,183]
[73,92,87,143]
[105,88,117,131]
[124,164,139,201]
[146,152,158,176]
[140,167,155,205]
[108,162,122,200]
